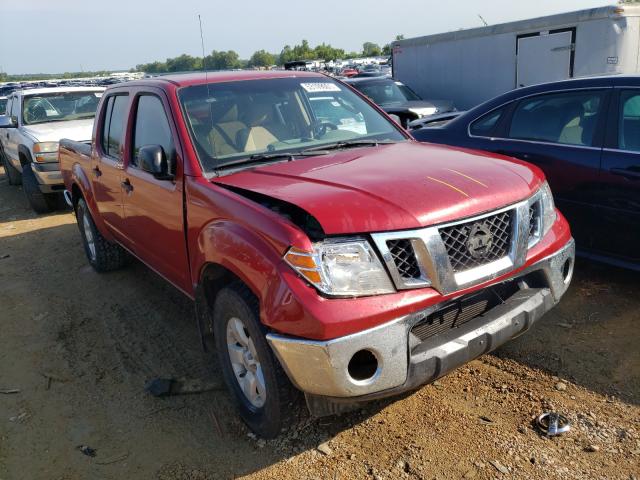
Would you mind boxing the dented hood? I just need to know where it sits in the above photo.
[214,142,544,235]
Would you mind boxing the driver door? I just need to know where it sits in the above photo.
[121,89,190,293]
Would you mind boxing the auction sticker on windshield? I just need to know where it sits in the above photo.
[301,83,341,93]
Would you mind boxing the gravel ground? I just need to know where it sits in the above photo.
[0,166,638,480]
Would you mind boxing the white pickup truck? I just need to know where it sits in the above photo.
[0,87,105,212]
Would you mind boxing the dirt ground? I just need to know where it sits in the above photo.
[0,165,638,480]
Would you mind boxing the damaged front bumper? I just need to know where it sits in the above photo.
[267,238,575,412]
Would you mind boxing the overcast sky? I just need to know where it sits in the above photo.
[0,0,613,74]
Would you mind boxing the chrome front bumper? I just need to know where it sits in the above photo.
[267,238,575,399]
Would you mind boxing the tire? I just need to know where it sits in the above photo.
[22,163,55,213]
[1,150,22,185]
[76,198,129,272]
[213,283,298,438]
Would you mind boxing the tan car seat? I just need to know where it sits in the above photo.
[207,102,247,156]
[236,103,280,152]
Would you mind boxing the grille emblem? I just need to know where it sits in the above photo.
[466,223,494,259]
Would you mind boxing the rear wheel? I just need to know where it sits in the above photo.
[1,150,22,185]
[22,163,55,213]
[213,283,298,438]
[76,198,129,272]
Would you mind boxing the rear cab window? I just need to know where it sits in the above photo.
[101,94,129,160]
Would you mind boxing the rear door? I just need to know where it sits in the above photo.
[474,88,610,249]
[121,89,190,293]
[597,88,640,263]
[516,30,574,88]
[93,93,129,238]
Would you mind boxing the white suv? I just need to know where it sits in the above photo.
[0,87,104,212]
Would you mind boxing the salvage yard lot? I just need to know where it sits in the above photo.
[0,165,638,480]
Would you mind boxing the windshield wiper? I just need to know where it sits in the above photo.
[215,151,327,171]
[301,139,398,153]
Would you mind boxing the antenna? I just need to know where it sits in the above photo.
[198,14,208,81]
[478,14,488,26]
[197,14,217,175]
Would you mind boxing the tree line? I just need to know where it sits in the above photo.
[135,37,404,74]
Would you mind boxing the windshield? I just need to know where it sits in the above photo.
[178,77,406,171]
[22,91,102,125]
[355,80,420,105]
[0,98,6,115]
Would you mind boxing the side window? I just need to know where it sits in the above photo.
[619,90,640,152]
[470,107,506,136]
[101,95,129,160]
[131,95,175,170]
[508,91,605,147]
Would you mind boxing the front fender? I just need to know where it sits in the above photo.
[193,219,292,329]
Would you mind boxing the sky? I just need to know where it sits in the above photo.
[0,0,614,74]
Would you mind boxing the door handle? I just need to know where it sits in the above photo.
[92,166,102,178]
[611,168,640,180]
[121,179,134,193]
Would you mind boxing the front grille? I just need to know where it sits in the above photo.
[439,210,513,273]
[387,239,421,279]
[528,202,541,242]
[410,280,519,342]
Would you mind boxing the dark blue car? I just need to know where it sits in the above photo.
[413,75,640,270]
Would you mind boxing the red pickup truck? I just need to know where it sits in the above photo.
[59,71,575,438]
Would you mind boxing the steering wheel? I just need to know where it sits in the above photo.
[311,120,339,138]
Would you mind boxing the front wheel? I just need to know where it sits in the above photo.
[213,284,298,438]
[76,198,129,272]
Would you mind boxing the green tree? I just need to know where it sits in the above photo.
[362,42,382,57]
[248,50,276,68]
[166,54,201,72]
[292,39,314,61]
[136,61,168,73]
[314,43,345,62]
[205,50,242,70]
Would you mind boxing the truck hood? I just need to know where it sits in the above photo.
[214,142,543,235]
[21,118,94,143]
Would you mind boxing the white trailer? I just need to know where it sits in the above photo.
[392,4,640,109]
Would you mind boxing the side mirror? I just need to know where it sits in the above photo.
[138,144,172,180]
[0,115,16,128]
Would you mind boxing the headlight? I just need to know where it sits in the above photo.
[409,107,438,117]
[539,181,557,237]
[33,142,59,163]
[284,239,395,297]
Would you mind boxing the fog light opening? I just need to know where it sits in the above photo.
[348,349,379,382]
